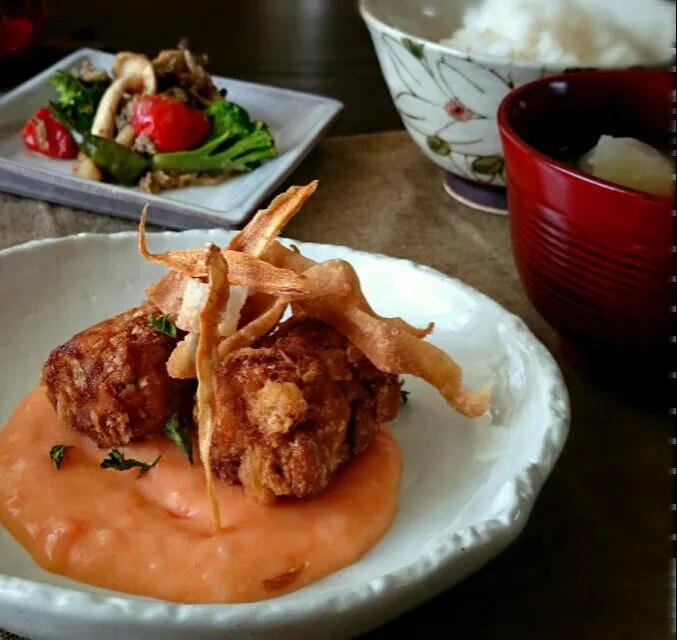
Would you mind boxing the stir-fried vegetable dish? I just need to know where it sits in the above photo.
[21,42,278,194]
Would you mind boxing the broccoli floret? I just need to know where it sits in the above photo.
[205,100,252,140]
[48,70,107,133]
[152,101,278,174]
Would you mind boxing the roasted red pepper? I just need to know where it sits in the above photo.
[131,96,211,154]
[22,107,79,159]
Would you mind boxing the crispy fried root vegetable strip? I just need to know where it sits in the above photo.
[265,243,434,339]
[146,262,345,330]
[141,182,317,380]
[196,253,287,528]
[196,244,230,532]
[167,333,199,379]
[139,208,308,295]
[165,299,287,380]
[263,242,316,272]
[224,253,306,295]
[228,181,319,256]
[294,300,489,417]
[145,268,300,334]
[143,255,306,294]
[217,299,287,359]
[291,259,489,417]
[222,182,317,322]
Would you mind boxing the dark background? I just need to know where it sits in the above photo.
[2,0,403,135]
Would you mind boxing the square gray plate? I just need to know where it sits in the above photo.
[0,48,342,229]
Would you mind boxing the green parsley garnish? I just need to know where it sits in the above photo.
[100,449,161,478]
[400,389,410,404]
[147,313,177,338]
[164,414,193,464]
[49,444,73,470]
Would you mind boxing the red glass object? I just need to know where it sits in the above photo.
[497,70,674,358]
[0,0,46,59]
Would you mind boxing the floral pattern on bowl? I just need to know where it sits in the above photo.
[364,30,550,186]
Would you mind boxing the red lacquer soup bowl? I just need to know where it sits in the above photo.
[498,70,674,356]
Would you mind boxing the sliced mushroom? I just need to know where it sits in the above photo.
[81,53,157,182]
[90,75,144,138]
[112,52,157,94]
[73,151,103,181]
[115,124,137,148]
[91,53,157,140]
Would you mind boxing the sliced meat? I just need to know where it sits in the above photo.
[152,45,222,105]
[139,170,230,194]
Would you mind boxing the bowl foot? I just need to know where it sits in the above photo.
[443,173,507,215]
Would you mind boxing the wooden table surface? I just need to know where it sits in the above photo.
[1,3,673,639]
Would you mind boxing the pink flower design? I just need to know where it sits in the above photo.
[444,99,476,121]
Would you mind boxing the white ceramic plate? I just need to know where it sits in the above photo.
[0,231,569,640]
[0,50,342,230]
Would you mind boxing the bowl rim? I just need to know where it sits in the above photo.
[357,0,676,71]
[496,69,676,204]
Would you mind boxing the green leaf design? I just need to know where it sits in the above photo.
[402,38,424,59]
[427,136,451,156]
[471,155,505,175]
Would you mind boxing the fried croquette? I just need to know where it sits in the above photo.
[209,316,401,502]
[41,301,196,448]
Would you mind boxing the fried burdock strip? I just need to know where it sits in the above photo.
[139,183,335,378]
[226,182,321,334]
[138,183,318,285]
[138,208,308,301]
[262,249,487,415]
[138,179,487,417]
[133,180,489,529]
[195,245,230,531]
[228,181,318,256]
[138,188,313,379]
[264,244,434,339]
[195,247,296,523]
[274,252,488,417]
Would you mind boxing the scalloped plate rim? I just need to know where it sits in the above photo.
[0,231,570,636]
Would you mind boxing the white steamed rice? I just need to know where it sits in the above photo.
[440,0,676,66]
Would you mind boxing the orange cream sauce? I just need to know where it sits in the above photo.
[0,386,402,604]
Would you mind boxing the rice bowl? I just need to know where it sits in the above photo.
[359,0,675,210]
